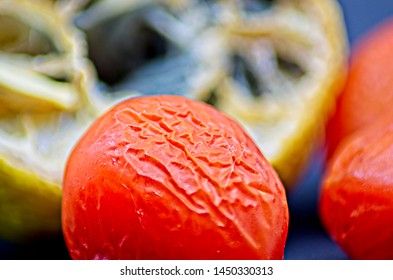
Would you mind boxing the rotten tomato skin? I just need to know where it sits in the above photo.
[62,95,289,260]
[325,18,393,158]
[319,120,393,259]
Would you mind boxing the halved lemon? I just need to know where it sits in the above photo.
[0,0,98,241]
[0,109,96,241]
[206,0,348,188]
[78,0,348,188]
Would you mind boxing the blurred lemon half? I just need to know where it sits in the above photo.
[0,0,98,241]
[78,0,348,188]
[207,0,348,188]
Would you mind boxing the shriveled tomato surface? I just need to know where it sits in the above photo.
[62,95,289,260]
[320,120,393,259]
[326,18,393,157]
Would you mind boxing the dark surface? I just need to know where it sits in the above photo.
[284,150,348,260]
[1,0,393,260]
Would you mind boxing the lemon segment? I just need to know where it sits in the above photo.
[0,0,92,113]
[0,61,79,113]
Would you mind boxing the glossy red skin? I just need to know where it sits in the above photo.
[62,95,289,260]
[320,121,393,259]
[326,18,393,157]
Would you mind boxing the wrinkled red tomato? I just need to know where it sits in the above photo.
[62,95,289,260]
[326,18,393,157]
[320,119,393,259]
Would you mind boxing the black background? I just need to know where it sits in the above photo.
[1,0,393,260]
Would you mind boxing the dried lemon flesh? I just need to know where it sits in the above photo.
[0,0,94,113]
[208,0,348,187]
[78,0,348,188]
[0,0,98,241]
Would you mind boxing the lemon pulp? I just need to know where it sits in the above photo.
[0,0,97,241]
[79,0,348,188]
